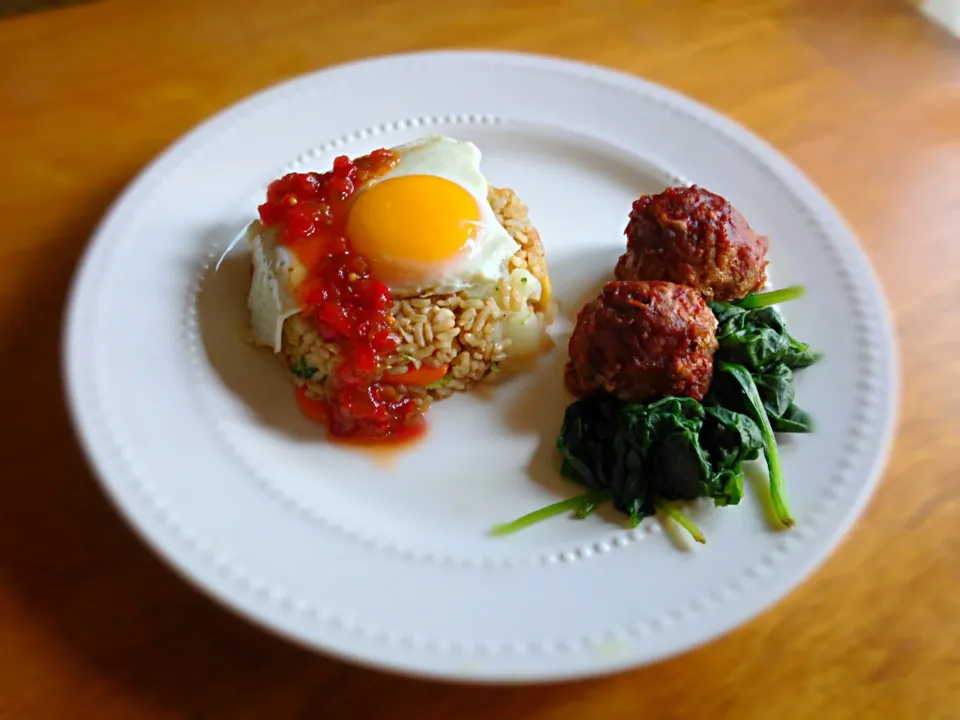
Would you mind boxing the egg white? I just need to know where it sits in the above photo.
[247,220,304,352]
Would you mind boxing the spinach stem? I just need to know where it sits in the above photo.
[574,497,602,519]
[491,492,604,536]
[718,361,795,528]
[655,498,706,544]
[736,285,805,309]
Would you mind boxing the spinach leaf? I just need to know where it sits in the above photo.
[771,402,814,434]
[709,302,820,372]
[753,363,795,416]
[630,397,708,503]
[752,364,814,433]
[557,396,651,519]
[784,335,820,370]
[701,405,763,505]
[290,356,318,379]
[545,394,763,542]
[708,295,819,433]
[711,361,794,528]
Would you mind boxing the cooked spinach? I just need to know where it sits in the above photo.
[491,492,604,536]
[708,289,820,433]
[752,364,814,433]
[655,497,706,544]
[735,285,805,309]
[495,395,763,543]
[290,356,318,379]
[709,302,819,373]
[703,289,819,524]
[573,495,602,519]
[710,361,794,527]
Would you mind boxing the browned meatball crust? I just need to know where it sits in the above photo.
[565,280,719,403]
[615,185,768,302]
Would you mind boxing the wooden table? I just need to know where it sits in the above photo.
[1,0,958,717]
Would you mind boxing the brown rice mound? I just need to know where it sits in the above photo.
[281,185,553,409]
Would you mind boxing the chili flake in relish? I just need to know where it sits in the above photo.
[257,150,427,442]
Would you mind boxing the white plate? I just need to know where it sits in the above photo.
[63,51,898,682]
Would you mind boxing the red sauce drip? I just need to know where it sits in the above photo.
[259,151,426,442]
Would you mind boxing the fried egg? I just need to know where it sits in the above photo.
[248,135,545,355]
[247,220,302,352]
[346,135,519,298]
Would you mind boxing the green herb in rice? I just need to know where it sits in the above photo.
[290,356,318,379]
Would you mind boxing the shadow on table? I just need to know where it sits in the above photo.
[0,0,99,20]
[0,178,321,716]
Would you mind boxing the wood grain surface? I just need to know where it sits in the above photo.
[1,0,958,717]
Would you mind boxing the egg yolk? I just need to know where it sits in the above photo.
[346,175,480,288]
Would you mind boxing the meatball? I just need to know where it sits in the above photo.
[615,185,768,302]
[565,280,718,403]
